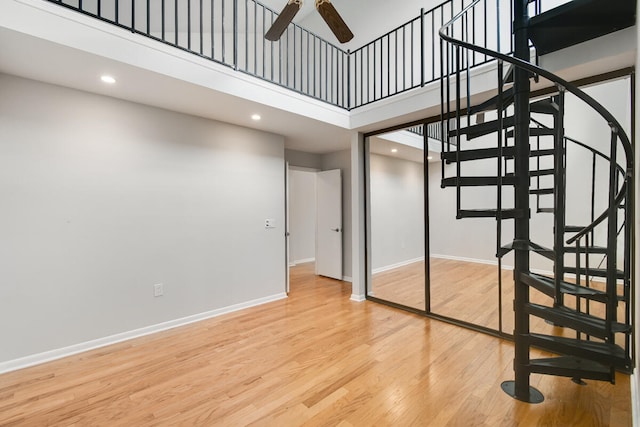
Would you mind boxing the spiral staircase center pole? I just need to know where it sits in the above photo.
[508,0,543,403]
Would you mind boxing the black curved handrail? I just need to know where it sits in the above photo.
[439,0,633,246]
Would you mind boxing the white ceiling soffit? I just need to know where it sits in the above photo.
[369,130,440,164]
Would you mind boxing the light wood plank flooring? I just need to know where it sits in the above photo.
[371,258,514,329]
[0,262,631,426]
[372,258,629,346]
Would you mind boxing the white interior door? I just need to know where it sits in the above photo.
[316,169,342,280]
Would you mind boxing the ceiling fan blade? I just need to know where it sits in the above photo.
[265,0,302,41]
[315,0,353,43]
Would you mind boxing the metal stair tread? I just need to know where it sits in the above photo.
[527,333,628,369]
[537,207,555,213]
[448,116,515,140]
[441,146,516,163]
[564,245,608,254]
[457,209,525,219]
[529,98,560,115]
[525,303,630,339]
[498,241,553,259]
[530,148,555,158]
[441,176,517,187]
[528,356,613,382]
[520,272,608,302]
[564,266,625,279]
[530,168,555,177]
[506,127,555,138]
[529,188,554,195]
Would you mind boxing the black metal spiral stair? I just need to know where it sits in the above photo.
[439,0,634,403]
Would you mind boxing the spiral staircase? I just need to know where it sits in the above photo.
[439,0,634,402]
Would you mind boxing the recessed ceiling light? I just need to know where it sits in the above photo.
[391,148,398,153]
[251,114,261,121]
[100,75,116,84]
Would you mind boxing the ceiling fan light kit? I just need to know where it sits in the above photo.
[265,0,353,44]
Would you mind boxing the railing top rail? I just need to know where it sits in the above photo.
[439,0,633,243]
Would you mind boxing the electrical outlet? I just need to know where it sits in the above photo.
[154,283,164,297]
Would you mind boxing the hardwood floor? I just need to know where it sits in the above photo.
[0,262,631,426]
[371,258,512,329]
[373,258,629,345]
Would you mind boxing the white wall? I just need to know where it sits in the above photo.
[0,73,286,366]
[369,153,424,271]
[289,169,317,264]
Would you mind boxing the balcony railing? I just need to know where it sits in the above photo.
[406,122,453,143]
[45,0,567,110]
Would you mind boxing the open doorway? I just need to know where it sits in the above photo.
[288,167,319,271]
[286,163,347,293]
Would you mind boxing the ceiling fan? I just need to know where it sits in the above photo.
[265,0,354,44]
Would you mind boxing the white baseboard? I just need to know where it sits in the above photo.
[290,258,315,267]
[632,372,640,427]
[0,292,288,375]
[350,294,366,302]
[431,253,505,268]
[372,256,424,275]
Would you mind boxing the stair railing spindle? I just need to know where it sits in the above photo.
[455,45,462,217]
[496,59,504,251]
[605,129,620,338]
[553,88,566,307]
[535,122,541,213]
[575,237,582,340]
